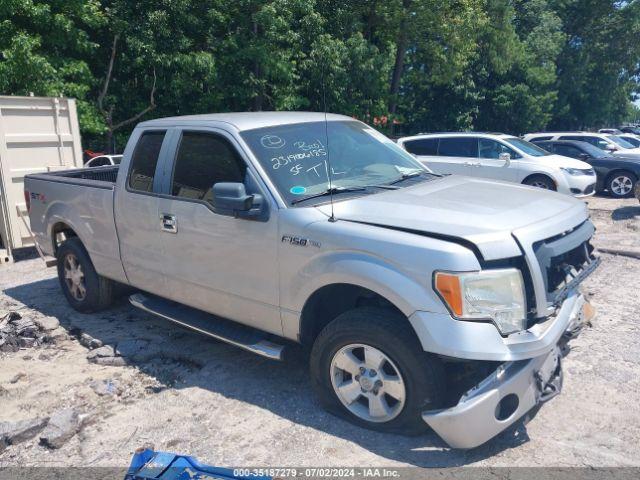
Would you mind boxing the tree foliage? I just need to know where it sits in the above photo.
[1,0,639,150]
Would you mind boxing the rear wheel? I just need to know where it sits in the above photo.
[607,171,636,198]
[56,237,114,312]
[310,307,445,435]
[523,175,556,191]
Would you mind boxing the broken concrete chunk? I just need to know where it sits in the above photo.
[80,332,102,349]
[39,408,81,449]
[93,356,127,367]
[0,417,49,448]
[86,345,116,360]
[89,379,121,396]
[34,316,60,332]
[18,337,37,348]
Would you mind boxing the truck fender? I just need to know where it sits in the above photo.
[281,251,447,340]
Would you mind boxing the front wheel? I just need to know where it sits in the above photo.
[310,307,445,435]
[607,171,636,198]
[523,175,556,191]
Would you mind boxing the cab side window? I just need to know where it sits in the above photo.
[478,139,519,159]
[437,137,478,157]
[128,131,166,192]
[171,132,247,203]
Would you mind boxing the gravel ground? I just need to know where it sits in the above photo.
[0,194,639,468]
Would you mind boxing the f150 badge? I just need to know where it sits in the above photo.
[282,235,321,248]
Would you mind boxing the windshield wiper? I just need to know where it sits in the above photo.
[291,186,367,205]
[386,170,431,186]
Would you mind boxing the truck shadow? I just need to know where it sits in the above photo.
[611,205,640,221]
[4,277,532,467]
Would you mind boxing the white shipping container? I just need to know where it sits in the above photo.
[0,95,83,263]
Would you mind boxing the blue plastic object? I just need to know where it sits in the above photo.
[125,448,271,480]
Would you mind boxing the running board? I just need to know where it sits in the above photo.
[129,293,285,361]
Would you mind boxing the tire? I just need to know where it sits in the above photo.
[56,237,114,312]
[606,171,637,198]
[523,175,556,191]
[310,307,445,435]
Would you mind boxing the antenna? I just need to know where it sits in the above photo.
[320,57,336,222]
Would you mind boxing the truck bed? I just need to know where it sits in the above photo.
[28,165,119,187]
[24,165,128,283]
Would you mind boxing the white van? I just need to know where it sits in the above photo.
[523,132,640,158]
[397,132,596,197]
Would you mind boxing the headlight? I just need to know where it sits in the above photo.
[434,269,527,335]
[561,167,588,176]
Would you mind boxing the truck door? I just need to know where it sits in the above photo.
[156,128,281,335]
[114,128,172,295]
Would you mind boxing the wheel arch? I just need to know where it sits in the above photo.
[299,283,414,347]
[51,221,81,254]
[522,173,557,190]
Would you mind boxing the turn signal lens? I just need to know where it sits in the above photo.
[434,272,463,316]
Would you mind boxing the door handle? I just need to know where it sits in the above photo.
[161,213,177,233]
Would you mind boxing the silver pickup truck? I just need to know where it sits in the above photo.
[25,112,599,449]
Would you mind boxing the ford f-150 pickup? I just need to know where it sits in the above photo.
[25,112,599,448]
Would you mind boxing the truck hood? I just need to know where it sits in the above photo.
[316,175,589,261]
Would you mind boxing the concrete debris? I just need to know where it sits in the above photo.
[0,311,57,352]
[86,344,127,366]
[33,316,60,332]
[89,379,121,396]
[86,345,115,359]
[79,332,102,349]
[39,408,82,449]
[0,417,49,452]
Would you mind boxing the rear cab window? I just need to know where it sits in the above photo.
[128,131,167,192]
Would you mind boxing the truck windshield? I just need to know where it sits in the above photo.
[241,121,432,205]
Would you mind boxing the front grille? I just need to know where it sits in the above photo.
[533,221,598,305]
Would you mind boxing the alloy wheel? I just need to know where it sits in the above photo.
[611,175,633,196]
[64,253,86,301]
[330,343,406,423]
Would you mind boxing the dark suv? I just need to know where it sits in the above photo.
[534,139,640,198]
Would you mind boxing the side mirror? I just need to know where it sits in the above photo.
[605,144,618,152]
[498,152,511,164]
[211,182,263,219]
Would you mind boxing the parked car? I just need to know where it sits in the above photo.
[533,139,640,197]
[523,132,640,158]
[598,128,623,134]
[25,112,599,449]
[85,154,123,167]
[620,126,640,135]
[617,134,640,148]
[397,132,596,197]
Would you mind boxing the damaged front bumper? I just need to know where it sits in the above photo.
[422,292,593,449]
